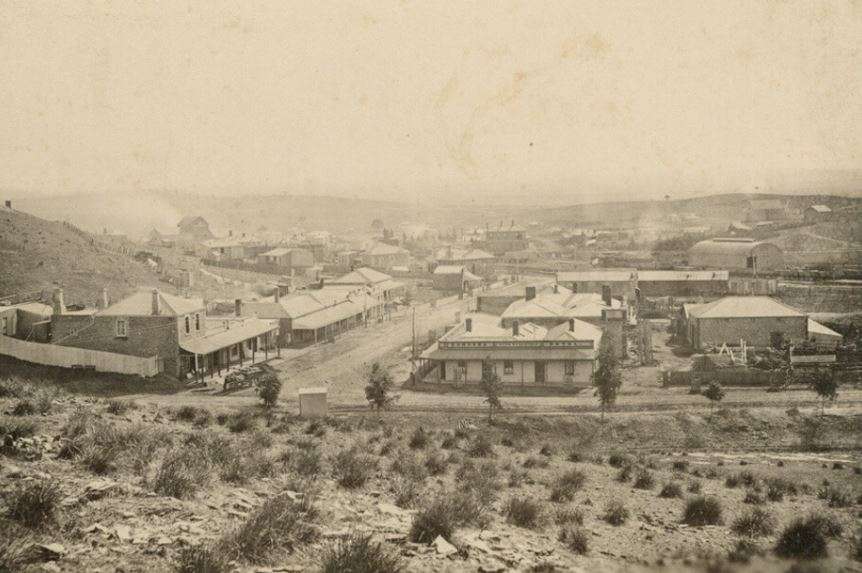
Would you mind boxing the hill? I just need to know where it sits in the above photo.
[0,206,161,305]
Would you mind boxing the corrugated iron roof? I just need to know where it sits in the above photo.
[179,318,278,355]
[687,296,803,319]
[329,267,393,285]
[99,290,204,317]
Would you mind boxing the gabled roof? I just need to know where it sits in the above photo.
[179,318,277,355]
[808,205,832,213]
[442,313,548,341]
[502,298,576,321]
[329,267,393,285]
[686,296,803,319]
[98,290,204,317]
[807,319,841,339]
[177,215,208,228]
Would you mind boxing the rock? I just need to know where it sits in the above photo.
[34,543,65,561]
[155,536,173,546]
[433,535,457,557]
[84,479,117,500]
[60,495,80,508]
[114,524,132,542]
[378,502,405,516]
[478,562,507,573]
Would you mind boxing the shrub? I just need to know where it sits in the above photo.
[11,400,36,416]
[410,497,456,543]
[228,412,257,433]
[672,460,689,472]
[727,539,763,564]
[539,443,554,457]
[508,468,529,488]
[176,545,230,573]
[765,477,797,502]
[775,516,829,560]
[365,363,398,412]
[453,460,499,521]
[615,464,633,483]
[818,485,852,508]
[106,399,135,415]
[744,491,764,505]
[633,468,655,490]
[549,468,587,503]
[688,480,702,494]
[504,497,543,529]
[732,508,777,537]
[424,449,448,476]
[79,442,118,475]
[682,496,723,526]
[321,533,401,573]
[305,419,326,437]
[440,434,457,450]
[467,433,494,458]
[659,482,683,498]
[558,526,589,555]
[0,523,33,571]
[554,506,584,526]
[566,448,584,463]
[332,447,376,489]
[523,456,549,469]
[0,416,38,441]
[603,500,629,526]
[289,445,322,477]
[607,451,629,468]
[223,493,318,563]
[152,448,210,498]
[255,371,282,409]
[807,514,843,539]
[5,480,61,528]
[392,477,421,508]
[407,426,430,450]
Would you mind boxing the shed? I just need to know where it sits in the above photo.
[298,387,328,417]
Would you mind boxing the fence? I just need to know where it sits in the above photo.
[0,335,160,377]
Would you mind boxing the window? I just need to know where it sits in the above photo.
[116,318,128,337]
[184,316,190,334]
[504,360,514,374]
[195,313,200,331]
[1,316,7,335]
[457,360,467,369]
[565,360,576,376]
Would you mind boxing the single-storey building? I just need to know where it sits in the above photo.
[803,205,833,224]
[681,296,807,350]
[326,267,406,301]
[637,270,730,298]
[688,238,783,272]
[746,199,787,222]
[432,265,483,292]
[257,247,314,273]
[0,301,53,342]
[435,246,496,277]
[357,243,410,271]
[418,313,602,388]
[555,269,638,300]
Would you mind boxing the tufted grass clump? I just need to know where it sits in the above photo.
[5,480,61,528]
[732,508,777,538]
[504,496,543,529]
[603,500,629,526]
[549,468,587,503]
[558,526,589,555]
[682,496,723,526]
[321,533,401,573]
[659,482,683,498]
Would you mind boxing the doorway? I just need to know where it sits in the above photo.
[534,361,545,384]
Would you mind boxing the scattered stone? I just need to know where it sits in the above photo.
[433,535,458,557]
[114,524,132,542]
[34,543,66,561]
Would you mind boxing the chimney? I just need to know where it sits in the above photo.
[235,298,242,317]
[228,230,233,237]
[99,287,109,309]
[512,320,520,336]
[569,318,575,332]
[151,289,161,315]
[319,277,325,289]
[52,288,65,316]
[4,200,10,209]
[553,283,559,294]
[525,286,536,301]
[465,318,472,333]
[601,284,612,307]
[274,288,280,303]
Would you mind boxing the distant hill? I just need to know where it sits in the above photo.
[0,207,161,306]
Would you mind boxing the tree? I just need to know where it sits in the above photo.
[255,370,282,410]
[365,363,399,411]
[702,381,725,412]
[592,337,622,421]
[479,358,503,423]
[803,368,839,416]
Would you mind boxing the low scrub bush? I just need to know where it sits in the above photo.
[0,523,34,571]
[523,455,549,469]
[558,526,589,555]
[659,482,683,498]
[743,491,764,505]
[106,399,136,415]
[408,426,430,450]
[11,400,36,416]
[688,480,702,494]
[818,485,852,508]
[331,446,377,489]
[0,416,38,441]
[554,506,584,526]
[392,477,421,508]
[508,468,529,488]
[765,477,797,502]
[289,445,322,477]
[424,449,448,476]
[227,412,257,433]
[440,433,457,450]
[79,442,118,475]
[603,500,629,526]
[808,514,843,539]
[5,480,61,528]
[633,468,655,490]
[176,545,230,573]
[152,448,210,498]
[727,539,763,564]
[321,533,401,573]
[615,464,633,483]
[539,443,554,457]
[732,508,777,538]
[390,450,428,483]
[607,451,630,468]
[305,419,326,437]
[410,497,456,543]
[504,496,543,529]
[549,468,587,503]
[672,460,689,472]
[774,516,830,560]
[467,433,494,458]
[682,496,723,526]
[222,492,318,564]
[566,448,584,463]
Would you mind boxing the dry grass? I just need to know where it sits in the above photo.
[5,480,61,528]
[321,533,402,573]
[682,496,723,526]
[504,496,544,529]
[558,526,589,555]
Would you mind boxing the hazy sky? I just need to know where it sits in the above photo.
[1,1,860,204]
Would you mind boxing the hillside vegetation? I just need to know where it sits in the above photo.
[0,208,160,305]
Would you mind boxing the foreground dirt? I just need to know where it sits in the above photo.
[1,385,861,572]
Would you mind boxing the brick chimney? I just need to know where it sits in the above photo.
[235,298,242,317]
[99,287,109,310]
[525,286,536,301]
[465,318,472,333]
[4,200,10,209]
[569,318,575,332]
[274,288,280,303]
[151,289,161,315]
[553,283,559,294]
[512,320,519,336]
[601,284,612,307]
[52,288,64,316]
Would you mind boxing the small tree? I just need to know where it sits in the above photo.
[479,358,503,423]
[592,337,621,421]
[365,363,399,411]
[256,371,282,410]
[702,381,725,412]
[804,368,839,416]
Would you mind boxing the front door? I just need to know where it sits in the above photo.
[534,361,545,384]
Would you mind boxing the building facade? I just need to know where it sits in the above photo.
[681,296,807,350]
[688,238,783,272]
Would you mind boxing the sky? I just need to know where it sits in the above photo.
[1,0,860,205]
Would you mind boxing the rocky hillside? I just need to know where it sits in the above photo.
[0,207,160,306]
